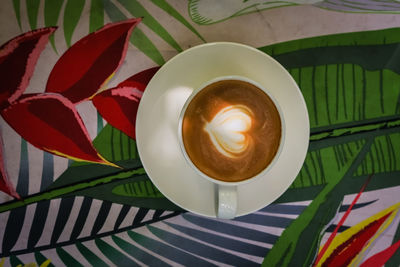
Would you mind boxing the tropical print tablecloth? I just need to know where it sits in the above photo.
[0,1,400,266]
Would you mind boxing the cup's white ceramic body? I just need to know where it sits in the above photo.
[178,75,285,219]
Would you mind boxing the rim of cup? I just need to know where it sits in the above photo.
[178,75,286,186]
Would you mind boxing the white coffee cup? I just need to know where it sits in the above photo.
[178,75,285,219]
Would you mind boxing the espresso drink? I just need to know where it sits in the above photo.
[182,79,282,182]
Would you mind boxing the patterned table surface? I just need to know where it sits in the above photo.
[1,1,400,266]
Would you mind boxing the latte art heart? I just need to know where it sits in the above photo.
[181,79,282,182]
[204,105,253,158]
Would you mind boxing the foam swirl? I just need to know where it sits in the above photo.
[204,105,253,158]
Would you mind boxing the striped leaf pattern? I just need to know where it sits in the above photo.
[0,200,381,266]
[12,0,205,64]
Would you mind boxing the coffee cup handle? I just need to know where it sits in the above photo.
[217,185,237,219]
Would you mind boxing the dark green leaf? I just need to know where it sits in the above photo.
[9,255,24,267]
[26,0,40,29]
[166,221,267,257]
[95,238,140,266]
[152,209,164,220]
[76,242,109,267]
[112,235,170,266]
[148,225,258,266]
[91,201,112,235]
[118,0,182,52]
[103,0,165,65]
[44,0,64,51]
[2,139,28,253]
[34,251,55,267]
[70,197,93,240]
[51,197,75,244]
[128,230,216,266]
[27,152,54,248]
[56,247,84,267]
[183,213,278,244]
[132,207,149,225]
[113,205,130,230]
[63,0,85,47]
[260,28,400,56]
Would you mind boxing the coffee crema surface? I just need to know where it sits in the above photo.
[182,79,282,182]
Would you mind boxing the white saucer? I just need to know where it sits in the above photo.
[136,42,309,218]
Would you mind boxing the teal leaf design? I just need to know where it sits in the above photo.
[76,242,109,267]
[57,247,84,266]
[44,0,64,51]
[117,0,183,52]
[149,0,205,42]
[9,255,24,266]
[165,221,267,256]
[102,0,165,65]
[12,0,22,30]
[97,111,104,134]
[182,212,278,243]
[127,230,217,266]
[35,251,54,267]
[148,225,259,266]
[26,0,40,29]
[2,139,28,254]
[95,238,140,266]
[63,0,85,47]
[27,152,54,249]
[89,0,104,33]
[112,235,169,266]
